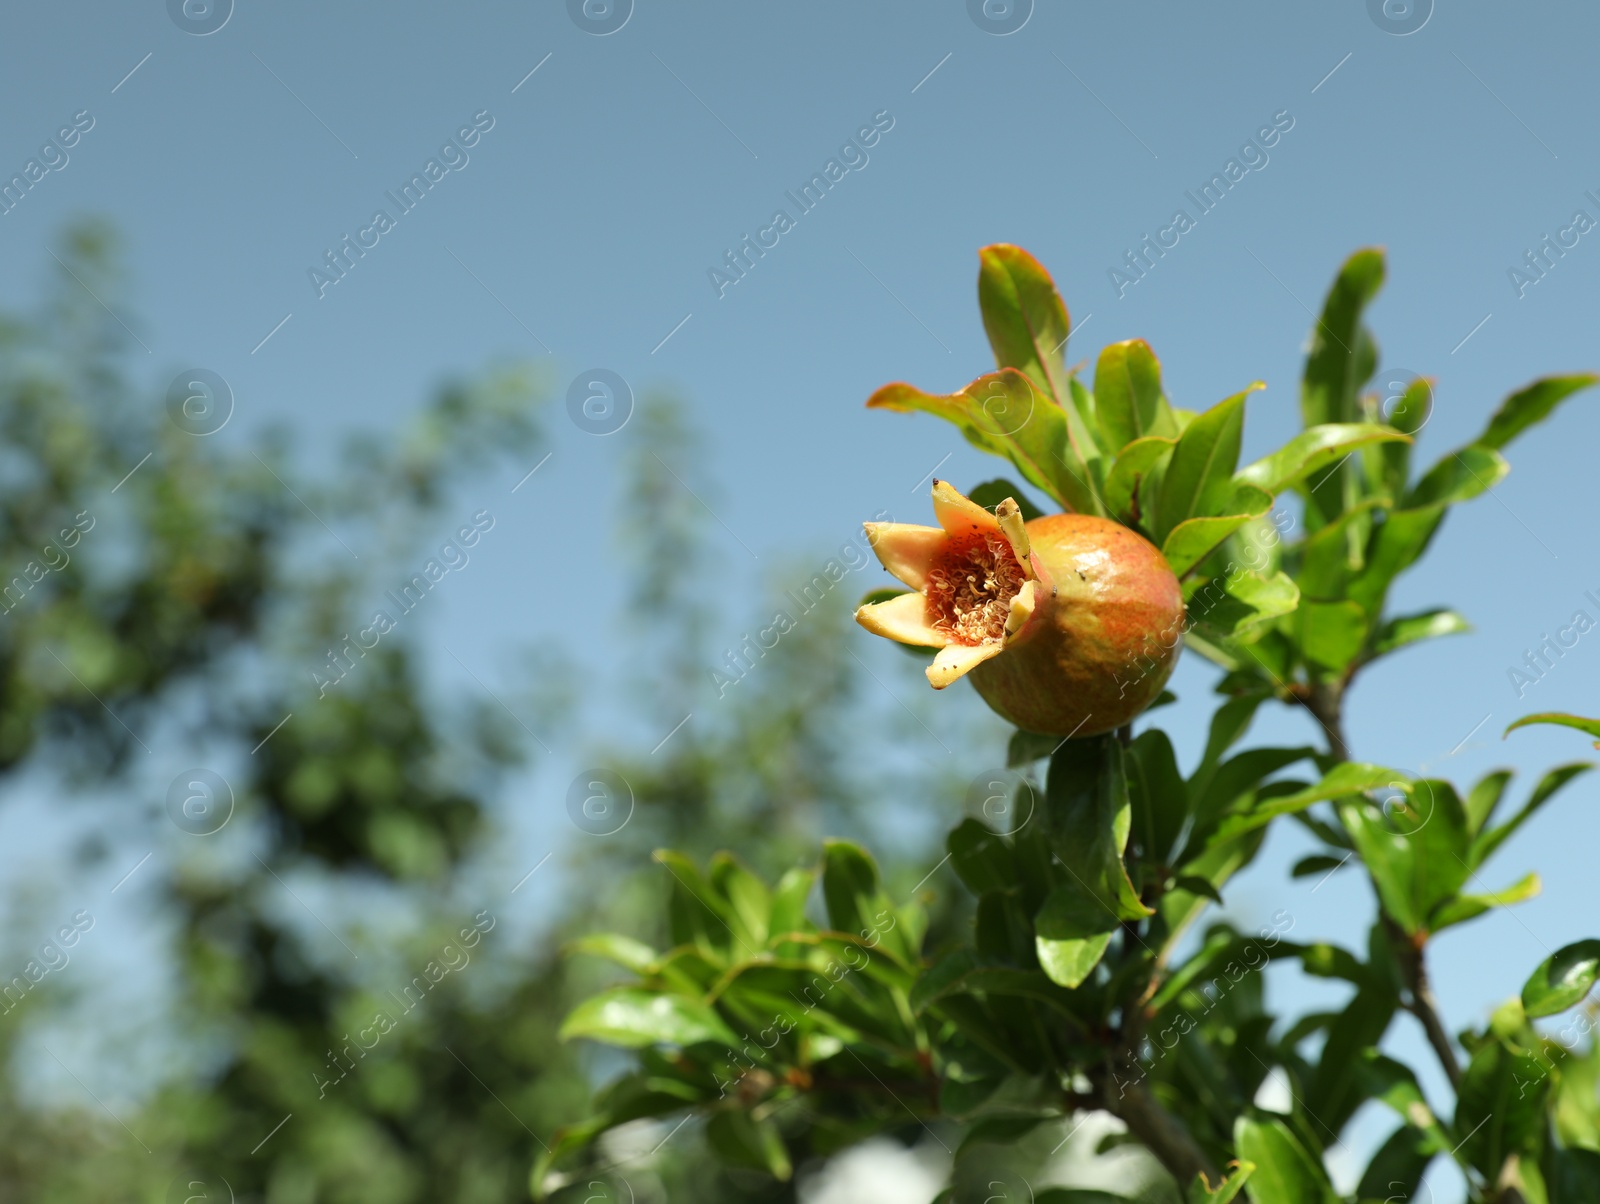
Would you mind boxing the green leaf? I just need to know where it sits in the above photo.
[711,852,771,949]
[868,370,1102,515]
[948,818,1015,896]
[1302,247,1385,426]
[1306,980,1401,1132]
[1552,1147,1600,1202]
[1430,871,1541,932]
[1155,384,1262,542]
[1233,1116,1338,1204]
[1187,746,1317,847]
[1007,729,1059,767]
[1126,728,1188,865]
[1297,598,1369,673]
[658,849,736,952]
[954,1113,1054,1158]
[820,839,910,964]
[1356,1125,1434,1204]
[1472,762,1595,867]
[1344,503,1448,617]
[1185,570,1300,639]
[1235,422,1409,495]
[560,987,738,1049]
[1373,609,1472,657]
[1404,444,1509,509]
[706,1110,793,1180]
[1103,434,1175,525]
[1044,735,1150,922]
[1476,373,1598,450]
[1506,712,1600,743]
[1465,769,1515,835]
[1338,780,1471,935]
[1095,338,1175,451]
[967,477,1044,521]
[977,243,1073,403]
[1235,761,1400,815]
[769,867,815,940]
[1172,874,1223,903]
[1455,1037,1553,1177]
[1522,939,1600,1017]
[568,932,659,974]
[1290,854,1350,880]
[1191,692,1269,793]
[1358,1053,1454,1157]
[1160,484,1273,578]
[1294,498,1385,600]
[1034,883,1118,989]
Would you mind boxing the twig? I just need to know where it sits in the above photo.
[1099,1069,1218,1186]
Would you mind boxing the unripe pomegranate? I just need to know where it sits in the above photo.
[856,481,1183,738]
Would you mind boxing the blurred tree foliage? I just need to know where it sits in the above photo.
[0,223,969,1202]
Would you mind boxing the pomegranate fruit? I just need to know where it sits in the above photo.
[856,481,1184,737]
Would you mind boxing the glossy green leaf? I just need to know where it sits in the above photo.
[706,1110,793,1180]
[947,818,1015,896]
[1302,247,1385,426]
[820,839,910,964]
[1297,598,1369,672]
[1187,746,1316,848]
[1552,1148,1600,1201]
[1290,853,1350,880]
[711,851,771,949]
[1430,871,1540,932]
[1344,503,1448,616]
[1161,483,1273,578]
[1233,1116,1338,1204]
[658,849,736,951]
[1095,338,1175,451]
[1356,1125,1433,1204]
[1155,384,1262,542]
[1034,882,1119,989]
[1358,1053,1453,1156]
[560,987,738,1049]
[768,867,816,940]
[1522,939,1600,1017]
[1339,780,1471,934]
[568,932,659,974]
[1506,712,1600,743]
[1127,727,1188,865]
[1185,570,1300,639]
[1476,373,1598,450]
[954,1114,1054,1158]
[1455,1037,1553,1177]
[1245,761,1401,813]
[868,370,1102,515]
[1403,444,1509,509]
[978,243,1073,403]
[1104,434,1175,524]
[1306,981,1401,1133]
[1472,762,1594,867]
[1374,376,1434,500]
[1465,769,1515,835]
[1373,608,1472,657]
[1043,735,1150,922]
[1235,422,1408,495]
[1007,729,1059,767]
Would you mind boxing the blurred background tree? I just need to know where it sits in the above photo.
[0,223,982,1202]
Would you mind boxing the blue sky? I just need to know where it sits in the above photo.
[2,0,1599,1192]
